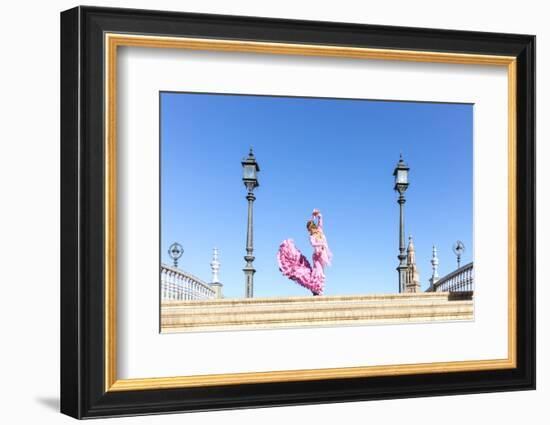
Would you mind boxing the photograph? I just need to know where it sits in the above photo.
[159,92,475,332]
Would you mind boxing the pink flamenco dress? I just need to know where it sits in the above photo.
[277,212,332,296]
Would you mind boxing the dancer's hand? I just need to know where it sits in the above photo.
[312,209,320,216]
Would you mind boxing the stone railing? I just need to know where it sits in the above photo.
[429,262,474,293]
[161,264,215,300]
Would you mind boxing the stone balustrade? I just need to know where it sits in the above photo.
[429,262,474,293]
[161,264,216,300]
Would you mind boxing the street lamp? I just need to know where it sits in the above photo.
[242,147,260,298]
[453,240,465,269]
[168,242,184,268]
[393,154,410,293]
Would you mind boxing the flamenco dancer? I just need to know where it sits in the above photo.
[277,209,332,296]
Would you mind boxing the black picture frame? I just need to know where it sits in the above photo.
[61,5,535,419]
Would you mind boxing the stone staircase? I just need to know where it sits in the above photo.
[161,292,473,332]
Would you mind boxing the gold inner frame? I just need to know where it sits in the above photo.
[104,33,517,392]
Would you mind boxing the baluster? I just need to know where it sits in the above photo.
[166,271,170,299]
[168,271,173,300]
[183,277,188,300]
[165,269,169,299]
[186,276,189,299]
[164,269,169,299]
[161,269,165,299]
[183,277,186,300]
[172,272,176,300]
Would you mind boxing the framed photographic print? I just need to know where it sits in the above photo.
[60,6,535,419]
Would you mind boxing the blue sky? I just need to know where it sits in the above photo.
[160,92,473,298]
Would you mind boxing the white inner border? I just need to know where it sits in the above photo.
[117,46,509,379]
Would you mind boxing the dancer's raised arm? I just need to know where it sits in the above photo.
[312,209,323,230]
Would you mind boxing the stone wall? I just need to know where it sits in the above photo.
[161,292,473,333]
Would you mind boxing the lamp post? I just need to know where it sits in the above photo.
[168,242,184,268]
[453,240,465,269]
[242,148,260,298]
[393,154,410,293]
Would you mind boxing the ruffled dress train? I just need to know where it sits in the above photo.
[277,239,326,295]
